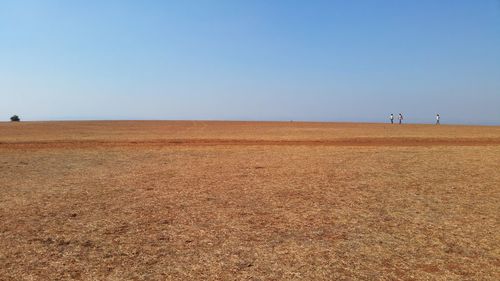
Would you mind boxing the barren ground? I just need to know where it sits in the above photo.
[1,121,499,280]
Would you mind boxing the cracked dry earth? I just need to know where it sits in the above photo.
[1,121,499,280]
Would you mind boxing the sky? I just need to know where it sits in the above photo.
[1,0,499,124]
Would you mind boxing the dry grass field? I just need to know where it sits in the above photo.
[1,121,499,280]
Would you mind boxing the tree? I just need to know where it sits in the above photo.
[10,115,20,122]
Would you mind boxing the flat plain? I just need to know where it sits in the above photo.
[1,121,499,280]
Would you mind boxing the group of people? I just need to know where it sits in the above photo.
[389,113,440,124]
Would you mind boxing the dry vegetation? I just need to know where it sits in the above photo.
[1,121,499,280]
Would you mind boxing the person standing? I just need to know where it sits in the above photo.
[436,114,440,125]
[398,113,403,124]
[390,114,394,124]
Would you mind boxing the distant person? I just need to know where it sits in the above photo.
[398,113,403,124]
[436,114,440,125]
[390,114,394,124]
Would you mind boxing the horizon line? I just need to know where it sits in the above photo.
[2,119,499,127]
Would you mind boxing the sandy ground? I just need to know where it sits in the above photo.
[1,121,499,280]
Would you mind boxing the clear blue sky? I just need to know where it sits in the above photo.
[1,0,499,124]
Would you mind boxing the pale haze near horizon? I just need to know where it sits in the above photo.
[1,0,499,125]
